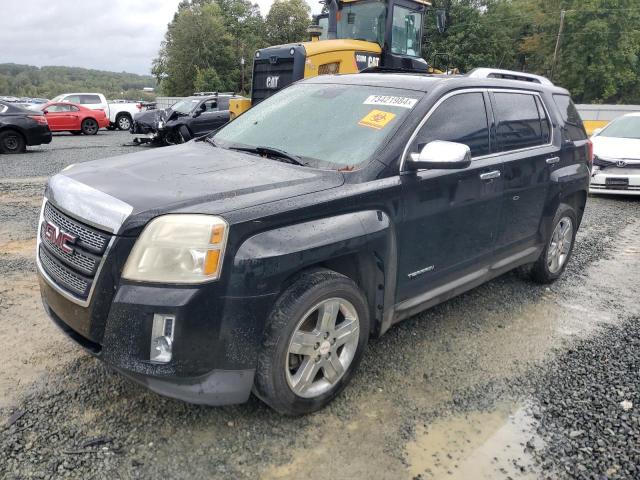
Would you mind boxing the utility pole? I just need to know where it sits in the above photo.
[551,9,566,81]
[240,56,245,94]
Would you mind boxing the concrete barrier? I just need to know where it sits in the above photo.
[576,104,640,135]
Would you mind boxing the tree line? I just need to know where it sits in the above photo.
[0,64,157,101]
[156,0,640,104]
[152,0,311,96]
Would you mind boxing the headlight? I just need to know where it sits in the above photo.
[122,215,228,284]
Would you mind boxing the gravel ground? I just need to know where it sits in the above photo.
[1,131,639,479]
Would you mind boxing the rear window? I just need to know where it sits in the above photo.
[493,92,550,152]
[552,94,586,141]
[80,95,102,104]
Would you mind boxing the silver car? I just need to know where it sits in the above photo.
[590,113,640,196]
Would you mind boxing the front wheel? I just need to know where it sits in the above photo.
[81,118,99,135]
[528,203,577,283]
[254,270,370,415]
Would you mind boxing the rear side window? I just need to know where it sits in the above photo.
[218,97,230,110]
[552,94,587,141]
[81,95,102,104]
[493,92,550,151]
[410,92,490,157]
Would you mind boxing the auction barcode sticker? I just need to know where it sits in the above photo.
[363,95,417,109]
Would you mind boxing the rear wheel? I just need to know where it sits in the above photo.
[81,118,99,135]
[528,203,577,284]
[116,114,132,131]
[254,269,370,415]
[0,129,26,154]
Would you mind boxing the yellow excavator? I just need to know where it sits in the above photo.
[230,0,448,119]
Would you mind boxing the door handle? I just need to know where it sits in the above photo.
[479,170,501,181]
[546,156,560,165]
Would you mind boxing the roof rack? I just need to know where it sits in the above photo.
[466,68,553,85]
[192,91,235,96]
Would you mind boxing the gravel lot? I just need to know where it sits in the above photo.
[1,131,639,479]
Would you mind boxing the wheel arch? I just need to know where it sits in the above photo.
[228,210,396,338]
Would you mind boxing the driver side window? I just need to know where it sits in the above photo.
[410,92,491,157]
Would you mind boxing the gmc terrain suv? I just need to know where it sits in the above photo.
[37,69,591,415]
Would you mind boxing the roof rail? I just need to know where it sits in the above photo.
[466,68,553,86]
[192,91,236,96]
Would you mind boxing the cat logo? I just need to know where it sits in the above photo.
[266,76,280,89]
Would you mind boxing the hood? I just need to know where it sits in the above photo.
[46,141,344,235]
[592,135,640,160]
[133,108,168,128]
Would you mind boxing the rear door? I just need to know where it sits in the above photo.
[80,94,108,113]
[397,90,503,302]
[489,90,558,254]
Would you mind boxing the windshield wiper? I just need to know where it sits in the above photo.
[228,145,307,166]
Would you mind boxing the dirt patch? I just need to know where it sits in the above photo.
[0,273,78,409]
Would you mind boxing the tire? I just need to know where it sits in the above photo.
[81,118,99,135]
[178,125,192,142]
[528,203,577,284]
[116,114,132,131]
[254,269,370,416]
[0,129,26,154]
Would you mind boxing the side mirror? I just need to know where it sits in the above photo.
[192,110,201,118]
[43,110,48,115]
[591,128,602,137]
[405,140,472,171]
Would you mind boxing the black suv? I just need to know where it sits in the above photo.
[37,69,591,415]
[130,93,232,144]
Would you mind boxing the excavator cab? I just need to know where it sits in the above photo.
[229,0,433,118]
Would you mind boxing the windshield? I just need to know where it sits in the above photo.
[214,83,421,169]
[599,116,640,139]
[391,5,422,57]
[171,98,199,115]
[337,0,386,45]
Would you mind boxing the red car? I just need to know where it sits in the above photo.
[38,102,109,135]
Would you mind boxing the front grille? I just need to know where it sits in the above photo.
[251,57,295,104]
[39,202,112,302]
[39,246,91,297]
[44,202,108,253]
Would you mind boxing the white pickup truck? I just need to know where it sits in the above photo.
[50,92,144,130]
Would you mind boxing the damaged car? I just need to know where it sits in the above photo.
[130,93,232,145]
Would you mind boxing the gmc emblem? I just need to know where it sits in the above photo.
[42,220,76,254]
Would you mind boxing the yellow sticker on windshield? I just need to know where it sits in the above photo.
[358,109,396,130]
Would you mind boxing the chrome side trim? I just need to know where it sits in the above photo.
[36,198,116,308]
[47,174,133,234]
[400,88,556,172]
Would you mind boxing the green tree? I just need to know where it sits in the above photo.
[153,0,265,96]
[265,0,311,45]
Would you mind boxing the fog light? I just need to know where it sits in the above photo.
[150,314,175,363]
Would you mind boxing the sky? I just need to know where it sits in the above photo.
[0,0,323,76]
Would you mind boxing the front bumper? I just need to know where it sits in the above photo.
[590,167,640,195]
[39,267,277,406]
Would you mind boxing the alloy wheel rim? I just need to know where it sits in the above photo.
[285,297,360,398]
[85,121,97,134]
[119,117,130,129]
[547,216,573,274]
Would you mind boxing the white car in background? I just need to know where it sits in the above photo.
[590,113,640,196]
[51,92,144,131]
